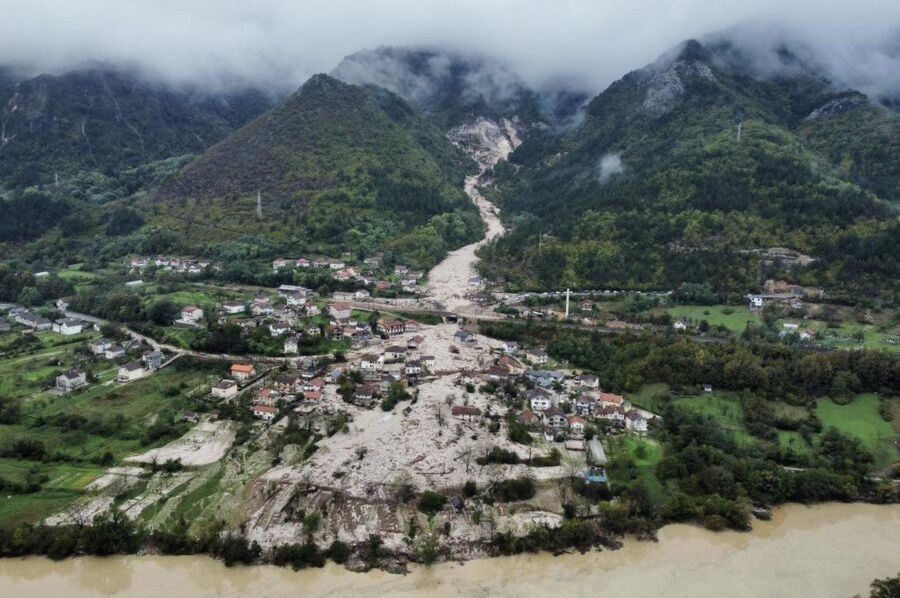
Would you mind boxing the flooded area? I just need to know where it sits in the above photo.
[1,503,897,597]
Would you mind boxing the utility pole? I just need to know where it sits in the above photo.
[736,121,742,142]
[565,288,571,318]
[256,190,262,220]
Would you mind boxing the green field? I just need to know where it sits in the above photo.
[667,305,760,332]
[816,394,899,468]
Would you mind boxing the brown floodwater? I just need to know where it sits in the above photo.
[0,503,897,598]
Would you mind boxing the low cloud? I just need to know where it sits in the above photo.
[0,1,898,99]
[597,153,624,184]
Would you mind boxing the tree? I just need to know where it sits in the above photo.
[147,300,178,325]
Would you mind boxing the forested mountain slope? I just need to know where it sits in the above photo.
[150,74,483,268]
[0,66,274,189]
[479,40,900,301]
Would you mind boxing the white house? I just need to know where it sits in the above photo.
[283,336,299,354]
[269,321,291,337]
[211,379,238,399]
[625,410,648,434]
[673,320,687,332]
[117,361,144,383]
[500,340,519,354]
[52,318,83,335]
[252,403,277,421]
[525,348,549,366]
[530,394,553,412]
[56,369,87,393]
[222,301,246,315]
[360,354,384,371]
[328,302,352,320]
[748,294,765,309]
[89,338,113,355]
[180,306,204,323]
[104,345,126,360]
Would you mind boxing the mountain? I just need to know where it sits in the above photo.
[0,66,275,189]
[151,74,482,267]
[332,47,587,131]
[479,39,900,301]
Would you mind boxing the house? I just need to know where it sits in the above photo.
[354,289,371,300]
[747,294,765,309]
[406,335,425,350]
[404,320,419,333]
[421,355,436,370]
[143,350,164,371]
[673,319,687,332]
[125,280,143,288]
[180,306,204,323]
[500,340,518,354]
[467,276,483,288]
[599,392,625,408]
[253,296,274,315]
[597,406,626,425]
[269,321,291,337]
[272,258,291,270]
[580,299,594,312]
[303,390,322,402]
[525,369,566,387]
[484,366,511,383]
[305,325,321,336]
[625,410,648,434]
[52,318,83,335]
[328,302,352,320]
[360,353,384,371]
[451,406,483,422]
[394,265,409,275]
[324,367,343,384]
[575,395,598,416]
[454,329,475,344]
[383,346,406,362]
[55,298,70,311]
[211,379,238,399]
[273,374,302,393]
[516,410,538,427]
[405,359,422,377]
[283,292,307,307]
[230,363,256,381]
[104,345,126,360]
[56,369,87,393]
[800,328,816,342]
[303,378,325,393]
[252,404,277,421]
[526,389,553,412]
[117,361,144,383]
[222,301,246,315]
[355,384,378,404]
[296,258,311,268]
[284,336,299,354]
[577,374,599,390]
[378,318,405,336]
[543,406,567,429]
[89,338,113,355]
[568,415,587,436]
[14,311,51,331]
[524,348,549,366]
[333,291,355,302]
[329,261,345,270]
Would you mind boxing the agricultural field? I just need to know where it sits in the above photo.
[0,356,229,528]
[666,305,760,332]
[816,394,899,468]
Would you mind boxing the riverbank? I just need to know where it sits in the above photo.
[0,503,897,597]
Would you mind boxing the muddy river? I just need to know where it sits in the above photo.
[0,503,897,597]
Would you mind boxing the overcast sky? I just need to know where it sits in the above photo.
[2,0,899,97]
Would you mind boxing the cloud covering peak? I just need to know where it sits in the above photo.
[1,0,899,98]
